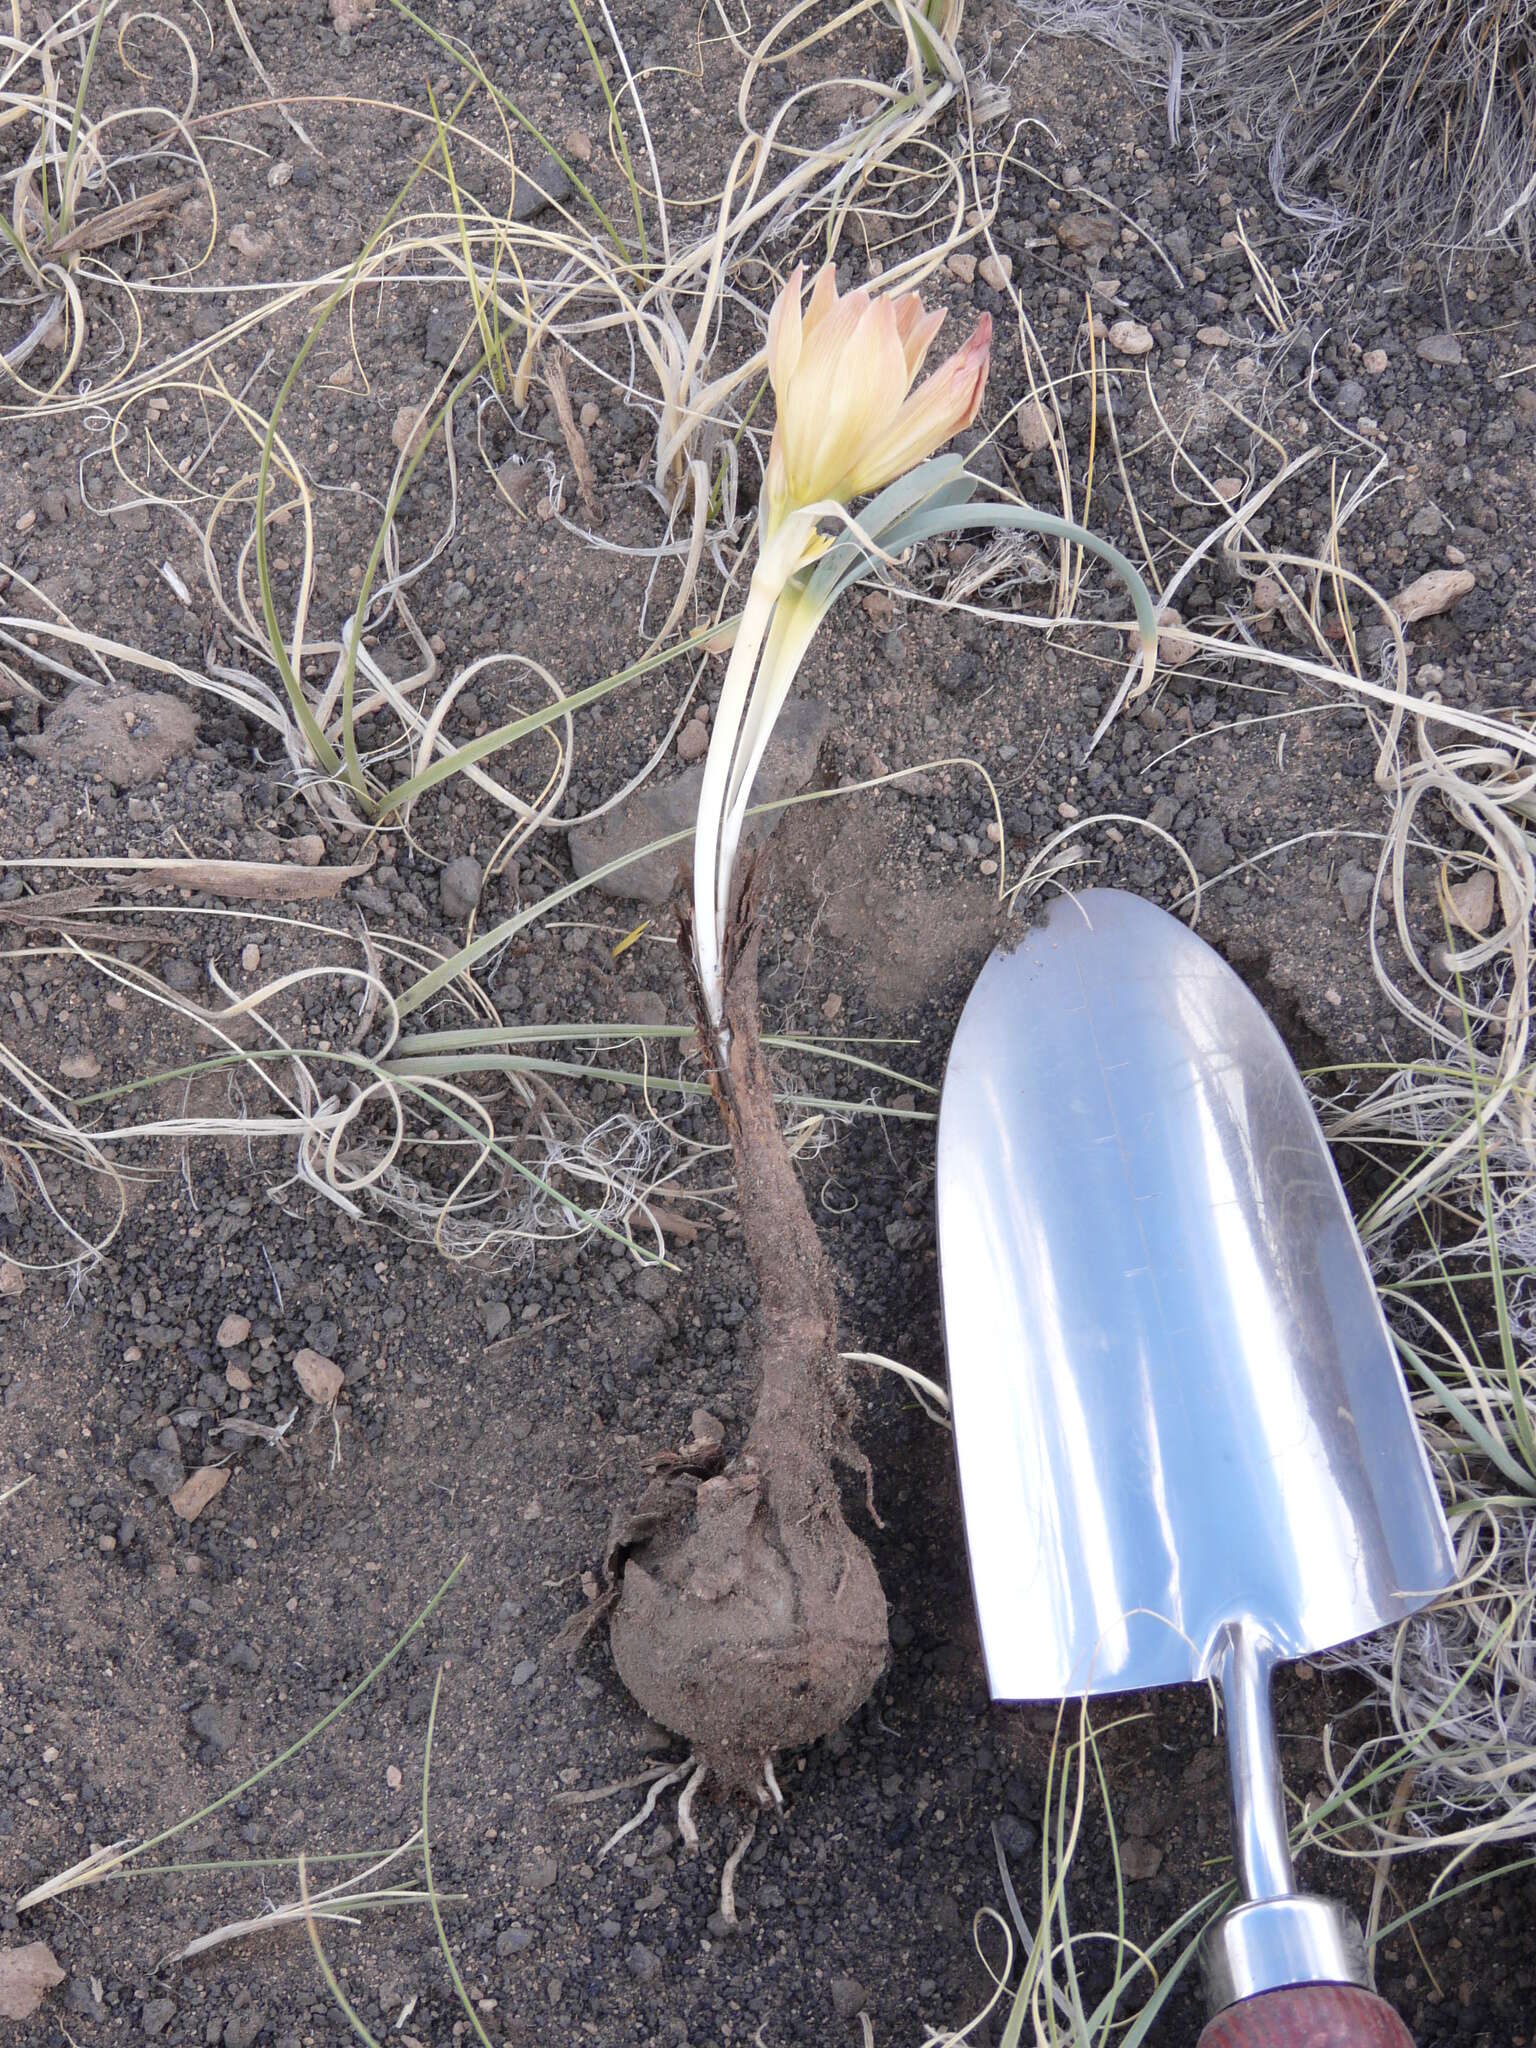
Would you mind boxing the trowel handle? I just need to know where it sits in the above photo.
[1197,1984,1415,2047]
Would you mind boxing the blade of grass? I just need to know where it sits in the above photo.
[422,1671,495,2048]
[426,84,505,392]
[387,0,631,262]
[567,0,647,264]
[298,1855,384,2048]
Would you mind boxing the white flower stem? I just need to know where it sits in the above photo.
[713,588,824,948]
[692,564,784,1036]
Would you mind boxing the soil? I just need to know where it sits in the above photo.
[3,4,1535,2046]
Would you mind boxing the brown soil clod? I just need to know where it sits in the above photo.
[606,896,889,1796]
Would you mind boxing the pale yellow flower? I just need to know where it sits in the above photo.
[763,263,991,532]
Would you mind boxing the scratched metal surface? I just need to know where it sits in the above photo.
[936,889,1454,1702]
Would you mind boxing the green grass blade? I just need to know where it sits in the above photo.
[567,0,648,264]
[422,1673,496,2048]
[387,0,631,260]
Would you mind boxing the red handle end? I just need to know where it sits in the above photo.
[1198,1983,1415,2048]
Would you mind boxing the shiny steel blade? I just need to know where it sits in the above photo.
[937,889,1454,1703]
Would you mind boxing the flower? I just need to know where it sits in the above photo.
[763,263,991,533]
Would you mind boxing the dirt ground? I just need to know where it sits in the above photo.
[3,2,1535,2044]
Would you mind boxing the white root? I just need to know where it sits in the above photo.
[676,1761,707,1853]
[718,1817,756,1928]
[594,1758,693,1865]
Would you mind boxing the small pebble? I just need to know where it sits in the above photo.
[831,1977,867,2021]
[977,252,1012,290]
[1156,607,1197,667]
[1195,325,1230,348]
[676,719,709,764]
[240,943,260,972]
[1415,332,1463,366]
[440,854,484,919]
[217,1313,252,1348]
[1362,347,1388,374]
[520,1851,559,1892]
[1015,398,1055,453]
[391,403,428,457]
[1108,319,1154,356]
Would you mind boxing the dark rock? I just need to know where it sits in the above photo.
[1189,819,1232,878]
[142,1999,177,2038]
[424,306,464,368]
[128,1446,185,1498]
[625,1943,661,1984]
[519,1851,558,1892]
[830,1976,866,2020]
[496,1926,533,1956]
[512,153,573,222]
[188,1700,241,1754]
[65,1976,106,2021]
[223,2010,265,2048]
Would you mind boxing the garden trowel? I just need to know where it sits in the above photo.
[937,889,1454,2047]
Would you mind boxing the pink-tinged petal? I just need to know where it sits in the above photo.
[893,297,946,384]
[766,265,804,394]
[840,314,992,496]
[803,261,840,336]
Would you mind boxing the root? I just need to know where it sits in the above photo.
[594,1758,694,1865]
[719,1818,756,1928]
[606,898,889,1792]
[676,1762,707,1853]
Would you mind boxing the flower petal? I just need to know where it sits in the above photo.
[891,292,946,384]
[802,261,840,337]
[776,288,883,502]
[766,264,804,393]
[840,314,992,497]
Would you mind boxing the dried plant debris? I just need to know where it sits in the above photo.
[1014,0,1536,268]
